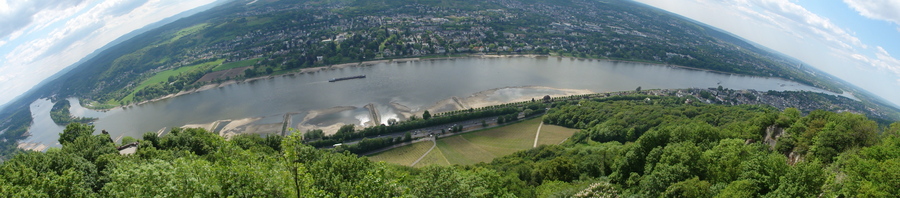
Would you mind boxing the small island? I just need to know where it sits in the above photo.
[49,99,96,126]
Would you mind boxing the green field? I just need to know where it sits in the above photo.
[121,59,224,103]
[370,118,577,166]
[412,146,450,168]
[536,123,579,145]
[367,141,434,166]
[167,23,210,44]
[212,58,260,72]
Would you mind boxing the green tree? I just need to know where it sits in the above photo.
[62,135,117,162]
[423,110,432,120]
[59,123,94,145]
[701,139,749,184]
[767,161,826,197]
[662,177,711,198]
[716,180,758,198]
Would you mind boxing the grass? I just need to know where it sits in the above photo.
[431,119,541,166]
[412,144,450,168]
[369,118,579,167]
[121,59,224,103]
[367,141,434,166]
[167,23,210,44]
[436,136,496,165]
[536,124,579,146]
[212,58,260,72]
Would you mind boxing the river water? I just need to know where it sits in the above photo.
[23,57,835,150]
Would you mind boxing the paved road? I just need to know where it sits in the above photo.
[343,113,525,146]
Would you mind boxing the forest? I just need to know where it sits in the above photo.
[1,95,897,197]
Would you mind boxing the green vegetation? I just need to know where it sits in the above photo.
[212,58,259,72]
[366,140,434,165]
[455,118,543,157]
[121,59,223,103]
[412,146,451,168]
[437,136,497,165]
[49,100,96,126]
[1,95,899,197]
[536,124,579,145]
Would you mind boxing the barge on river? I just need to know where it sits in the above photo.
[328,75,366,82]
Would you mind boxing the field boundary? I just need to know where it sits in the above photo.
[533,122,543,148]
[410,138,437,166]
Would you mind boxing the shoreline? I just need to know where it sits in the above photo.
[85,53,832,111]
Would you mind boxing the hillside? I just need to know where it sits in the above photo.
[1,95,897,197]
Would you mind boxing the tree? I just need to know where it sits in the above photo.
[767,161,826,197]
[423,110,432,120]
[244,68,257,77]
[636,86,642,92]
[387,118,398,126]
[716,180,758,198]
[59,123,94,145]
[303,129,324,140]
[662,177,711,198]
[62,135,118,162]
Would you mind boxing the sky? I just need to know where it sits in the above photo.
[0,0,898,108]
[634,0,900,107]
[0,0,218,106]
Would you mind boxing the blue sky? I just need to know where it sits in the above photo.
[636,0,900,107]
[0,0,898,108]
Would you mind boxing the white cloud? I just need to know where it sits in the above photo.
[0,0,88,39]
[0,0,217,106]
[872,46,900,74]
[742,0,867,50]
[843,0,900,25]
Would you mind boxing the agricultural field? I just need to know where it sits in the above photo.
[412,145,450,168]
[366,141,434,166]
[212,58,260,72]
[370,118,577,166]
[535,123,579,145]
[120,59,224,103]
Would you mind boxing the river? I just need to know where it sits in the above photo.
[22,56,836,150]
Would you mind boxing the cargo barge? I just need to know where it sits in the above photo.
[328,75,366,82]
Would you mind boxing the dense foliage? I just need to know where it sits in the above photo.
[1,96,897,197]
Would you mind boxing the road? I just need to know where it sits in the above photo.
[352,112,544,155]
